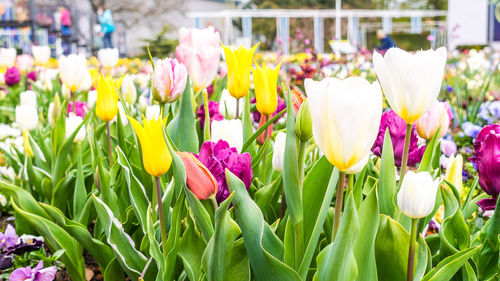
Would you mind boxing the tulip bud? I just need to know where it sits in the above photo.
[253,61,282,116]
[445,154,463,194]
[272,132,286,171]
[211,119,243,152]
[177,152,217,200]
[397,171,439,218]
[20,90,37,107]
[120,74,137,104]
[151,58,187,103]
[96,75,118,122]
[15,105,38,131]
[295,100,313,141]
[52,94,61,123]
[65,113,86,143]
[94,166,101,191]
[21,129,34,158]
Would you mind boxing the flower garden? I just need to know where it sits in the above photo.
[0,26,498,281]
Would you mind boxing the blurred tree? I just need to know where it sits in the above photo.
[139,25,178,59]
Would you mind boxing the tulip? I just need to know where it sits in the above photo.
[151,58,187,103]
[15,54,33,74]
[20,90,37,107]
[49,95,62,125]
[27,71,36,82]
[416,101,451,141]
[78,70,93,92]
[177,152,217,200]
[47,102,55,125]
[445,154,463,194]
[65,113,86,143]
[88,68,100,88]
[31,45,51,66]
[253,61,282,116]
[371,110,426,167]
[0,48,16,68]
[58,54,88,92]
[5,67,20,86]
[291,86,306,114]
[397,171,439,218]
[471,124,500,210]
[197,140,252,203]
[272,132,286,172]
[67,101,88,118]
[21,129,34,158]
[373,47,447,124]
[119,74,137,104]
[126,115,171,177]
[15,105,38,131]
[138,95,148,113]
[211,119,243,152]
[222,43,259,99]
[306,77,382,172]
[295,99,313,142]
[96,75,118,122]
[219,89,242,119]
[176,27,221,92]
[97,48,119,69]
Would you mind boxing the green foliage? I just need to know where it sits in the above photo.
[139,25,178,59]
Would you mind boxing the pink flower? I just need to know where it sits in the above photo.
[151,58,187,103]
[15,54,33,74]
[67,101,89,118]
[176,27,220,93]
[9,260,56,281]
[415,101,452,141]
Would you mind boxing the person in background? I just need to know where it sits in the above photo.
[376,29,396,54]
[97,5,115,49]
[59,5,72,55]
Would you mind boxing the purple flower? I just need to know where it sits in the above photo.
[446,86,454,93]
[462,122,482,138]
[0,225,18,250]
[196,100,223,129]
[196,140,252,203]
[27,71,37,82]
[5,67,20,87]
[251,96,286,124]
[0,254,12,270]
[471,124,500,210]
[67,101,88,118]
[8,234,44,255]
[371,110,425,167]
[440,139,457,157]
[9,260,56,281]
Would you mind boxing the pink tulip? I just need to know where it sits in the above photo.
[151,58,187,103]
[175,27,220,93]
[415,101,452,141]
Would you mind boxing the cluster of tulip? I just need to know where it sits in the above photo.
[0,26,498,281]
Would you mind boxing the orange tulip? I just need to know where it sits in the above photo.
[177,152,217,200]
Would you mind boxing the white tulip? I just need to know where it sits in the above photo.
[138,95,148,113]
[58,54,88,92]
[0,48,16,68]
[211,119,243,152]
[272,131,286,172]
[15,105,38,131]
[145,105,160,121]
[98,48,119,68]
[47,102,55,125]
[219,89,242,119]
[373,47,447,124]
[121,74,137,104]
[31,45,51,66]
[87,90,97,108]
[20,90,37,107]
[345,154,369,174]
[397,171,440,218]
[305,77,382,172]
[65,113,86,143]
[78,70,92,92]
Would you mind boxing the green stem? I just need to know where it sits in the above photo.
[279,189,287,219]
[333,171,346,241]
[235,98,240,119]
[210,196,218,212]
[261,115,270,184]
[160,102,166,119]
[155,176,169,260]
[297,140,306,192]
[347,174,354,195]
[203,91,211,141]
[399,123,413,190]
[106,122,113,167]
[294,220,304,270]
[407,218,418,281]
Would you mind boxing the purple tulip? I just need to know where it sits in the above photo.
[27,71,37,82]
[196,100,223,129]
[196,140,252,203]
[67,101,88,118]
[371,110,426,167]
[4,66,20,87]
[9,260,56,281]
[471,124,500,210]
[0,225,18,250]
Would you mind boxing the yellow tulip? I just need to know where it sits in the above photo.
[126,115,172,177]
[253,61,282,116]
[89,68,100,88]
[96,75,118,122]
[222,43,259,99]
[445,154,463,194]
[22,129,34,158]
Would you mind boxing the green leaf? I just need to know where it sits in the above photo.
[242,93,256,156]
[478,197,500,280]
[164,191,185,280]
[378,128,396,217]
[167,77,199,153]
[314,195,359,281]
[418,128,441,173]
[226,169,301,281]
[146,204,166,280]
[422,246,481,281]
[179,216,207,281]
[439,186,470,260]
[73,145,87,222]
[241,108,286,153]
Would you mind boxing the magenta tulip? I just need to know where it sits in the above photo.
[4,66,20,86]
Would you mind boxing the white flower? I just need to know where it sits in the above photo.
[47,102,55,125]
[15,105,38,131]
[0,48,16,68]
[78,70,92,92]
[272,132,286,172]
[138,95,148,113]
[145,105,160,121]
[98,48,119,68]
[0,124,21,140]
[211,119,243,152]
[373,47,447,124]
[32,45,51,66]
[121,74,137,104]
[219,89,242,119]
[58,54,88,92]
[397,171,440,218]
[87,90,98,108]
[20,90,37,107]
[65,113,86,143]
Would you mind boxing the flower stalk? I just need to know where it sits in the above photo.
[407,218,418,281]
[106,122,113,166]
[155,176,169,260]
[333,171,346,240]
[399,123,413,189]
